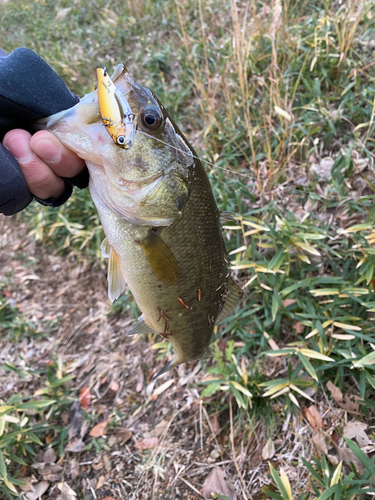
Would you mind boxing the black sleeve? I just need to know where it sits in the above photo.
[0,47,89,216]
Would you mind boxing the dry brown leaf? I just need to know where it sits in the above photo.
[66,438,86,453]
[331,442,365,473]
[109,379,119,391]
[202,467,237,500]
[282,299,296,307]
[79,387,91,410]
[135,437,159,451]
[343,421,369,446]
[136,366,144,392]
[96,475,106,490]
[69,458,79,480]
[53,7,71,24]
[19,477,38,492]
[312,431,328,456]
[339,396,360,413]
[262,438,275,460]
[89,419,110,437]
[25,481,49,500]
[326,381,343,403]
[293,321,305,334]
[153,419,169,437]
[304,405,324,433]
[114,427,132,445]
[58,481,77,500]
[43,448,56,463]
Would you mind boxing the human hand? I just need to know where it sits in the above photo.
[0,47,88,215]
[3,129,86,200]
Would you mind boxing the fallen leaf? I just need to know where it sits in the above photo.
[151,379,174,400]
[343,421,369,447]
[211,414,221,435]
[109,379,119,391]
[312,431,328,456]
[43,448,56,463]
[153,419,169,437]
[25,481,49,500]
[331,441,364,473]
[66,438,86,453]
[339,396,360,413]
[326,381,343,403]
[79,387,91,410]
[311,157,334,180]
[115,427,132,445]
[69,458,79,480]
[262,438,275,460]
[135,437,159,451]
[202,467,237,500]
[89,419,110,437]
[282,299,296,307]
[54,7,71,24]
[68,401,84,441]
[293,321,305,334]
[304,405,324,433]
[58,481,77,500]
[19,477,38,492]
[96,475,105,490]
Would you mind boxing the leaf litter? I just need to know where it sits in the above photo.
[0,183,374,498]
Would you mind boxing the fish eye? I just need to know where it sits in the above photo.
[139,106,163,131]
[117,135,126,145]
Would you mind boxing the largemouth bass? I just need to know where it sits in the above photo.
[45,64,242,377]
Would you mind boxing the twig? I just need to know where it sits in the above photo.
[178,476,204,498]
[229,395,252,500]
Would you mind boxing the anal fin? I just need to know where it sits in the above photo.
[108,246,126,302]
[137,229,180,286]
[216,277,243,322]
[126,314,155,336]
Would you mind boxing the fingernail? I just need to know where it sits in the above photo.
[33,138,62,163]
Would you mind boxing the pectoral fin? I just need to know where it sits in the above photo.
[101,237,110,258]
[216,277,243,322]
[108,246,126,302]
[126,314,154,336]
[137,230,180,286]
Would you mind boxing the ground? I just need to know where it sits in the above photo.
[1,210,374,500]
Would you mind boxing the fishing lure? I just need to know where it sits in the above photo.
[97,67,135,149]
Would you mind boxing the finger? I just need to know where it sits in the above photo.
[30,130,86,178]
[3,129,66,199]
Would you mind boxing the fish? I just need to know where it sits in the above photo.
[44,64,243,378]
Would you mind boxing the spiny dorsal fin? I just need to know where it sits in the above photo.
[126,314,155,336]
[108,246,126,302]
[137,229,180,286]
[216,277,243,323]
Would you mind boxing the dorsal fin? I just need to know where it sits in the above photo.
[216,277,243,323]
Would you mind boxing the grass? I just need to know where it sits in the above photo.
[1,0,375,498]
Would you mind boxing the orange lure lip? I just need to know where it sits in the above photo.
[97,67,135,149]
